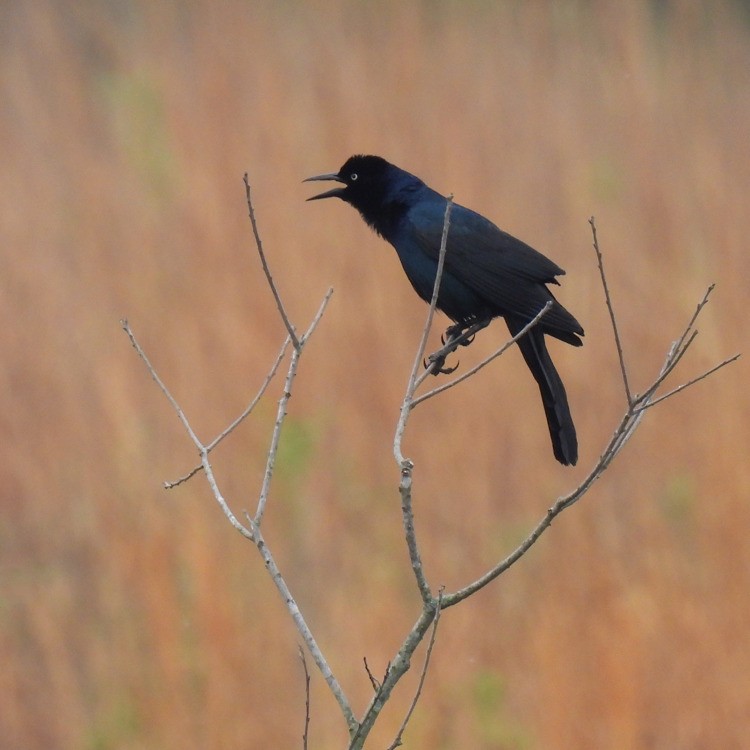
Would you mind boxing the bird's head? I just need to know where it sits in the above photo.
[304,155,405,208]
[304,155,423,236]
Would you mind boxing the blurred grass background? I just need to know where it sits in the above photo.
[2,1,749,747]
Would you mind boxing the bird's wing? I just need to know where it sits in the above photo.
[409,202,564,280]
[406,201,582,335]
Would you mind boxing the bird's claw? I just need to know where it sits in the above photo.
[442,325,475,348]
[436,360,459,375]
[424,353,459,376]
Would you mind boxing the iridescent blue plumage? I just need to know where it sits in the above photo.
[305,155,583,465]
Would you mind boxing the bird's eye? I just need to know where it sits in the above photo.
[350,173,358,181]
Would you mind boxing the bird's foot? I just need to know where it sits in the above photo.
[426,326,466,375]
[425,319,490,376]
[442,324,475,349]
[424,352,459,375]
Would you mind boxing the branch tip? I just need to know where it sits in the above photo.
[244,173,300,350]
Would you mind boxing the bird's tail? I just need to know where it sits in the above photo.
[506,316,578,466]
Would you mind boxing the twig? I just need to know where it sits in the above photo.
[412,302,552,406]
[590,217,632,405]
[439,282,740,606]
[301,286,335,343]
[636,352,740,410]
[391,198,456,603]
[161,278,330,492]
[122,322,257,542]
[208,336,291,451]
[123,264,354,733]
[363,658,385,692]
[128,169,741,750]
[121,319,204,450]
[633,285,715,406]
[642,330,699,398]
[386,590,444,750]
[237,512,356,731]
[349,607,439,750]
[244,174,300,350]
[299,646,311,750]
[667,284,715,365]
[255,346,301,525]
[394,196,453,467]
[399,463,432,604]
[254,287,333,523]
[165,335,291,488]
[441,405,641,607]
[418,195,454,373]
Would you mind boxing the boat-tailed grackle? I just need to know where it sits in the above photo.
[305,155,583,466]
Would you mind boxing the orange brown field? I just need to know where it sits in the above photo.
[2,2,749,748]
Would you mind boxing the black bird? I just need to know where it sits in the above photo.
[305,155,583,466]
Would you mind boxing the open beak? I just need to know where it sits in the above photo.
[303,172,346,201]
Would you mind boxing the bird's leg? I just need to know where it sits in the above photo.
[426,319,491,375]
[441,324,461,347]
[426,326,463,374]
[442,321,483,348]
[424,351,459,375]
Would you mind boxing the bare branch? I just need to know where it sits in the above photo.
[349,607,439,750]
[442,503,556,607]
[165,335,291,488]
[441,414,639,603]
[589,217,632,405]
[667,283,715,364]
[397,228,739,613]
[121,319,204,450]
[299,646,311,750]
[440,286,740,606]
[201,452,254,538]
[255,346,302,525]
[128,168,741,750]
[237,510,356,732]
[399,464,432,604]
[255,286,334,524]
[301,286,335,344]
[412,302,552,407]
[363,657,385,692]
[394,196,453,467]
[441,371,656,606]
[391,197,458,602]
[386,590,443,750]
[207,336,291,452]
[123,251,351,733]
[418,195,455,370]
[636,352,740,410]
[634,284,715,406]
[244,173,300,350]
[163,464,203,489]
